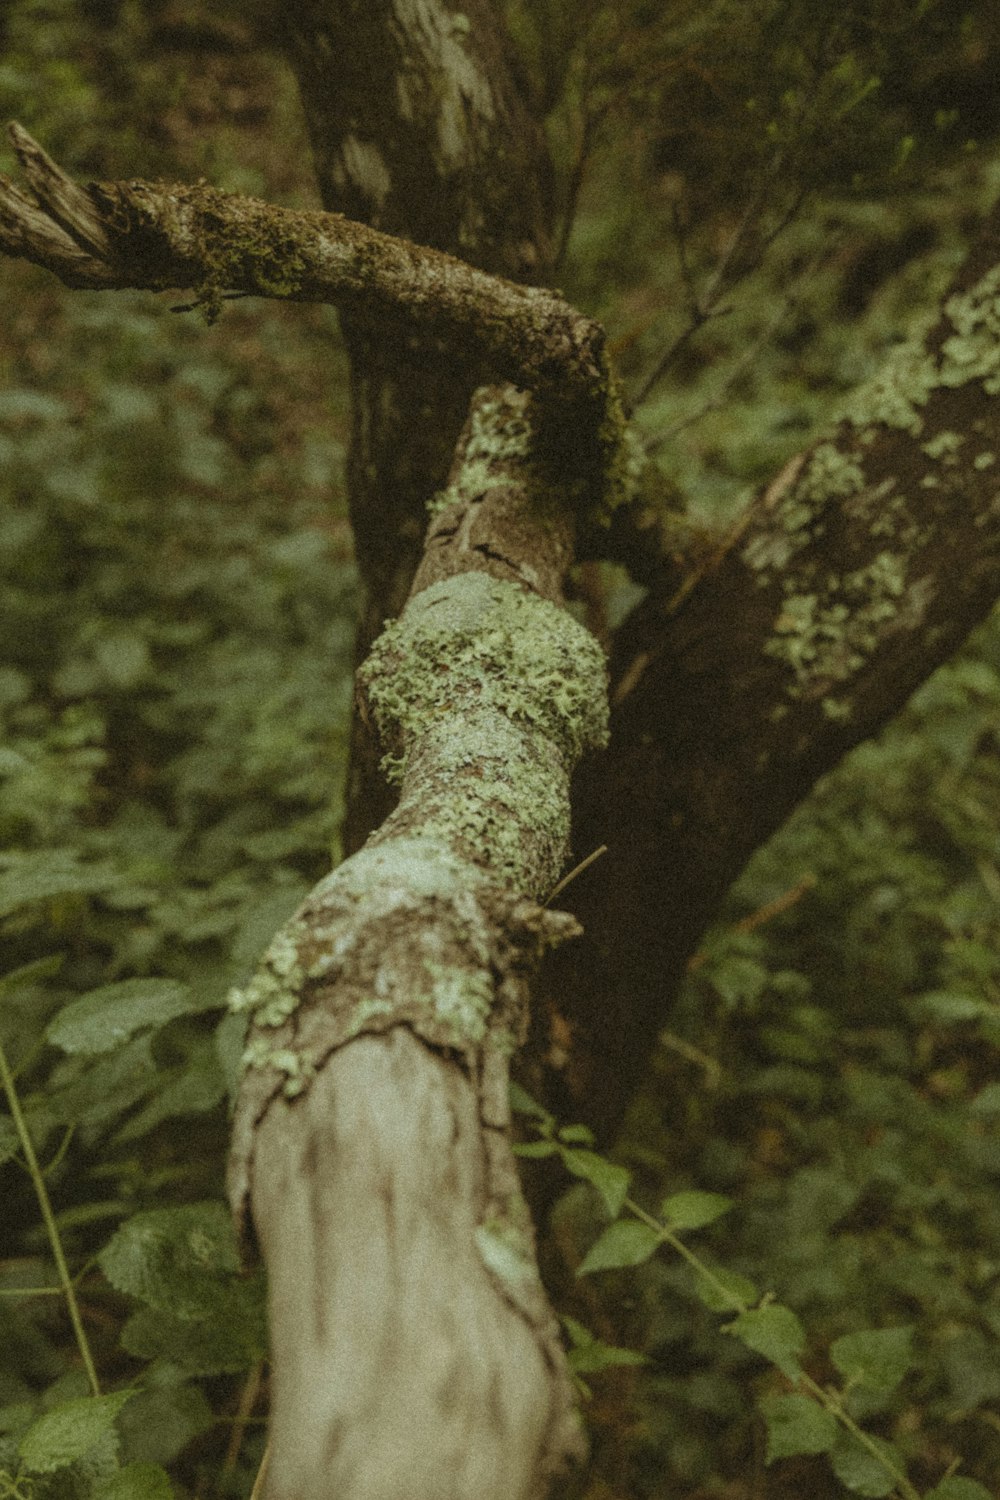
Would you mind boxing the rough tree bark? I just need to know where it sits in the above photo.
[266,0,557,853]
[5,5,1000,1489]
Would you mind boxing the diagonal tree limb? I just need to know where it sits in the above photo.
[537,195,1000,1143]
[228,387,603,1500]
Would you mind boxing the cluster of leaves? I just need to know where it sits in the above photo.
[518,1090,991,1500]
[530,628,1000,1497]
[510,0,1000,529]
[0,253,356,1493]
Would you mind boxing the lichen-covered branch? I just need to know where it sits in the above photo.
[539,202,1000,1143]
[227,388,607,1500]
[0,122,606,405]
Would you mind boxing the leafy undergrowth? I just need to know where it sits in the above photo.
[534,619,1000,1499]
[0,269,357,1498]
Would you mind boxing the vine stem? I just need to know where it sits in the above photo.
[0,1038,100,1397]
[623,1197,922,1500]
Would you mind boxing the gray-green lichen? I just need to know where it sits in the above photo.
[228,836,522,1072]
[844,262,1000,436]
[360,571,609,782]
[428,388,535,515]
[406,713,572,890]
[743,442,866,576]
[765,548,910,696]
[228,924,306,1029]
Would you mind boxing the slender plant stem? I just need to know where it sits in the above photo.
[0,1038,100,1396]
[622,1196,922,1500]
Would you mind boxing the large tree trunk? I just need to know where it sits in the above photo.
[272,0,556,852]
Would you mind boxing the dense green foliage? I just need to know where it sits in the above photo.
[3,3,1000,1497]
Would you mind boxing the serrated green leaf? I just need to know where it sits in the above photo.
[560,1148,631,1217]
[725,1304,805,1379]
[19,1390,134,1474]
[103,1462,174,1499]
[120,1288,266,1375]
[925,1479,994,1500]
[47,979,196,1054]
[694,1266,759,1313]
[830,1432,906,1497]
[577,1220,661,1276]
[99,1202,240,1316]
[117,1381,215,1468]
[761,1393,838,1462]
[46,1034,159,1129]
[661,1190,733,1231]
[831,1326,913,1395]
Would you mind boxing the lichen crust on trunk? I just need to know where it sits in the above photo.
[359,570,609,780]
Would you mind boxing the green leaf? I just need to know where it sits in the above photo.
[120,1289,266,1375]
[661,1190,733,1231]
[0,853,115,918]
[560,1148,631,1217]
[558,1123,595,1145]
[117,1381,214,1467]
[830,1433,906,1497]
[831,1327,913,1396]
[761,1394,838,1462]
[99,1202,240,1317]
[47,979,197,1054]
[103,1463,175,1499]
[694,1266,759,1313]
[925,1479,994,1500]
[969,1083,1000,1116]
[94,632,151,689]
[577,1220,661,1276]
[508,1082,552,1123]
[562,1314,648,1375]
[0,955,64,995]
[567,1341,648,1375]
[19,1390,134,1473]
[725,1304,805,1380]
[512,1140,559,1159]
[913,990,989,1023]
[47,1034,159,1128]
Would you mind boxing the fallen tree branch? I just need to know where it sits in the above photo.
[227,387,606,1500]
[0,122,606,404]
